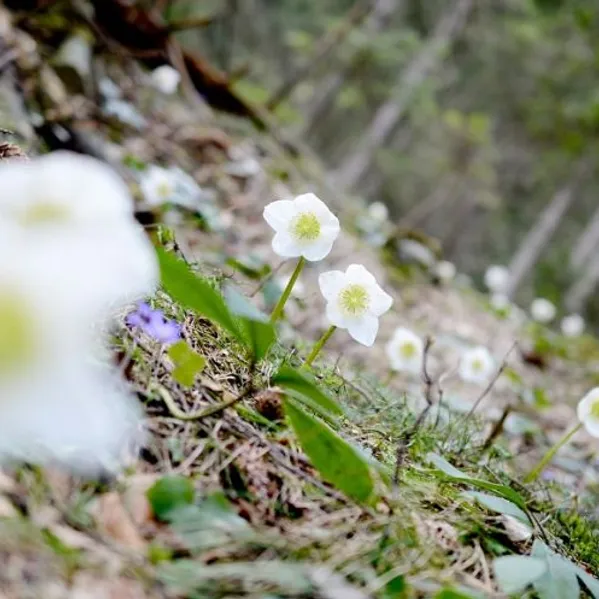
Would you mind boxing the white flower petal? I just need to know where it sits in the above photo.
[302,238,335,261]
[577,388,599,421]
[325,302,350,329]
[484,265,509,292]
[263,200,296,232]
[319,271,347,301]
[347,314,379,347]
[272,232,302,258]
[151,65,180,95]
[345,264,377,287]
[368,284,393,317]
[386,328,423,372]
[530,298,556,323]
[583,417,599,439]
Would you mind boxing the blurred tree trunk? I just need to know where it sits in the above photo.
[505,180,584,299]
[570,203,599,269]
[565,252,599,312]
[265,0,375,111]
[333,0,473,190]
[301,0,403,139]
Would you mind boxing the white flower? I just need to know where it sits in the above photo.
[561,313,585,337]
[484,265,509,293]
[577,387,599,437]
[0,151,134,226]
[459,346,495,384]
[398,239,436,267]
[435,260,456,283]
[103,98,147,129]
[490,293,510,311]
[385,327,423,373]
[530,298,556,323]
[319,264,393,346]
[140,165,204,210]
[151,65,180,95]
[263,193,340,262]
[368,201,388,223]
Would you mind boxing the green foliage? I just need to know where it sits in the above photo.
[167,341,206,387]
[147,475,195,521]
[493,555,547,594]
[283,397,374,503]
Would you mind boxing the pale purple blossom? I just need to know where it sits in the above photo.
[126,302,181,345]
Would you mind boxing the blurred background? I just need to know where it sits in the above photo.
[168,0,599,321]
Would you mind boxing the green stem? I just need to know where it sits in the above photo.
[524,422,583,483]
[304,325,337,367]
[269,257,305,323]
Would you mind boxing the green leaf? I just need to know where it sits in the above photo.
[493,555,547,594]
[383,574,407,598]
[283,398,373,503]
[462,491,530,525]
[273,365,343,416]
[157,249,239,336]
[167,341,206,387]
[531,540,580,599]
[427,453,527,510]
[147,475,195,521]
[572,564,599,598]
[434,589,481,599]
[224,286,276,361]
[159,560,312,596]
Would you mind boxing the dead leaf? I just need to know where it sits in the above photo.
[92,492,145,551]
[122,474,158,528]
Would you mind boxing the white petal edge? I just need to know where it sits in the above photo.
[347,314,379,347]
[319,271,347,302]
[272,232,302,258]
[302,238,335,262]
[263,200,296,232]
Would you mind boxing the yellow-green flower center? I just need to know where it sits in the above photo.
[290,211,321,242]
[471,358,484,372]
[590,401,599,419]
[20,202,69,225]
[0,291,35,377]
[157,181,172,199]
[399,341,417,360]
[339,284,369,316]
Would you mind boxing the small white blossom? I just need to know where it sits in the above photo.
[367,201,388,223]
[459,346,495,385]
[561,313,585,337]
[151,65,180,95]
[530,298,556,323]
[490,293,510,311]
[385,327,423,373]
[484,265,509,293]
[577,387,599,438]
[319,264,393,346]
[140,165,205,210]
[103,98,147,129]
[398,239,436,267]
[435,260,456,283]
[264,193,340,262]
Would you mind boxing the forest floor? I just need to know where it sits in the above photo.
[2,6,599,598]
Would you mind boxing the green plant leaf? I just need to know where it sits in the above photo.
[427,453,527,509]
[434,588,482,599]
[147,475,195,521]
[283,398,373,503]
[531,540,580,599]
[273,365,343,416]
[157,249,239,336]
[493,555,547,594]
[572,564,599,598]
[167,341,206,387]
[462,491,530,525]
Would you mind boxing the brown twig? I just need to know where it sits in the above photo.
[481,404,512,451]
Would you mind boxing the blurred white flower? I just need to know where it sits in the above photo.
[484,265,509,293]
[277,273,306,299]
[435,260,456,283]
[398,239,436,267]
[264,193,340,262]
[459,346,495,384]
[318,264,392,346]
[386,327,423,373]
[151,65,180,95]
[140,165,205,211]
[577,387,599,438]
[103,98,147,129]
[561,313,584,337]
[224,157,262,178]
[0,151,134,226]
[368,201,388,223]
[490,293,510,311]
[530,298,556,323]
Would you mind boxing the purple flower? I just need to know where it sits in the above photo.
[126,302,181,345]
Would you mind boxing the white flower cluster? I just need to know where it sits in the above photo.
[0,151,158,475]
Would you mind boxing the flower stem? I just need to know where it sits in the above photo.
[269,257,305,323]
[304,325,337,367]
[524,422,583,483]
